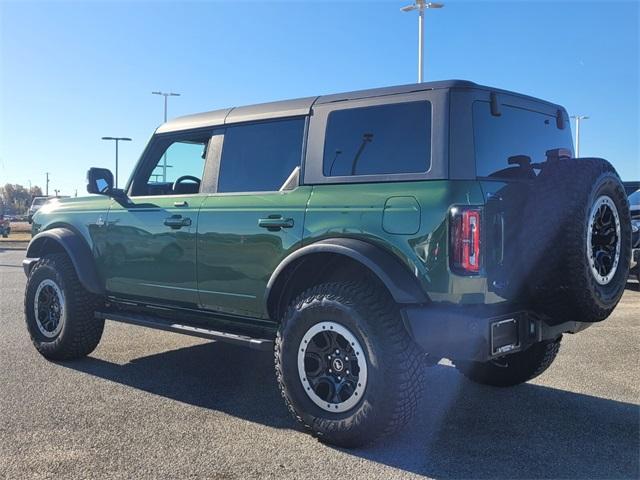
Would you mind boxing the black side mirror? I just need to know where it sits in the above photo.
[87,167,115,195]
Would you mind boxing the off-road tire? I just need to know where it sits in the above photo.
[274,281,424,448]
[455,337,562,387]
[24,253,104,360]
[519,158,631,324]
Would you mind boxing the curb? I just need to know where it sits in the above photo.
[0,241,28,250]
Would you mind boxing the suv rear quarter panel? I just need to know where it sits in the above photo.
[303,180,492,303]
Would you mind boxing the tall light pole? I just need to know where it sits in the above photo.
[401,1,444,83]
[570,115,589,157]
[152,91,181,181]
[101,137,132,188]
[45,172,50,196]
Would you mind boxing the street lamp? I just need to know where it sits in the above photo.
[570,115,589,157]
[401,1,444,83]
[101,137,132,188]
[152,91,181,182]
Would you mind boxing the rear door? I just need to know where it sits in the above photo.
[197,117,311,318]
[103,129,217,306]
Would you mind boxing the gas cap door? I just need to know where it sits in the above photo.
[382,196,421,235]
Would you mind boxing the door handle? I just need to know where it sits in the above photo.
[164,214,192,229]
[258,216,294,231]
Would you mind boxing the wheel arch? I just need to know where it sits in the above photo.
[265,238,429,321]
[25,227,105,295]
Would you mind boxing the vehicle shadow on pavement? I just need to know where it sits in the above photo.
[66,342,294,429]
[65,342,639,479]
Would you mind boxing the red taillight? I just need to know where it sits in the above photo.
[450,207,482,274]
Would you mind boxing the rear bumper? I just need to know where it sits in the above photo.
[401,303,591,362]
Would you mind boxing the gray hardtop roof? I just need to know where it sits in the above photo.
[156,79,564,134]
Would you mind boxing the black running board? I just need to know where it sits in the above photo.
[95,311,273,351]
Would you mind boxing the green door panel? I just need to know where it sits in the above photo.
[197,187,312,318]
[304,181,489,302]
[103,195,206,305]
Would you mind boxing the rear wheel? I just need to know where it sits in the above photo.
[24,253,104,360]
[455,338,562,387]
[274,281,424,448]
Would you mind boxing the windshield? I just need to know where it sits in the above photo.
[473,102,574,180]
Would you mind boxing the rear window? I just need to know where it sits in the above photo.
[218,118,305,193]
[322,101,431,177]
[473,102,574,179]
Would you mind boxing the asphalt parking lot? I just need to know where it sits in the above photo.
[1,248,638,479]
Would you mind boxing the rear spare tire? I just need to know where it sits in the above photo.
[519,158,631,323]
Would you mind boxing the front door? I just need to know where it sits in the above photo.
[103,130,216,306]
[197,117,310,318]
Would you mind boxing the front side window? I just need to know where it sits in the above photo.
[137,135,210,196]
[473,102,574,179]
[322,101,432,177]
[217,118,305,193]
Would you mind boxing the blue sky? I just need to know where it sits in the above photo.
[1,0,638,196]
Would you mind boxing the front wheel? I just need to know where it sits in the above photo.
[454,338,562,387]
[24,253,105,360]
[275,282,424,448]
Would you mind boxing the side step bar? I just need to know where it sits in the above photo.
[95,311,274,351]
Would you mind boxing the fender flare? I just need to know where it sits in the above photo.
[266,238,429,317]
[24,227,105,295]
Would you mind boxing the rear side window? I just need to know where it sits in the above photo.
[323,101,431,177]
[473,102,574,179]
[218,118,305,193]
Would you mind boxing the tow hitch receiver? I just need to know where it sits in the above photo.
[491,318,519,355]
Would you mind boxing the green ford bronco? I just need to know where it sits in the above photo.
[24,80,632,447]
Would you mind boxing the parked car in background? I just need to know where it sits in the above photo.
[629,189,640,282]
[28,197,50,224]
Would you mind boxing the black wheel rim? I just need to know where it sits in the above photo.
[34,279,65,338]
[298,322,367,412]
[588,196,621,285]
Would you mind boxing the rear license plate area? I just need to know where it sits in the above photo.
[491,318,519,355]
